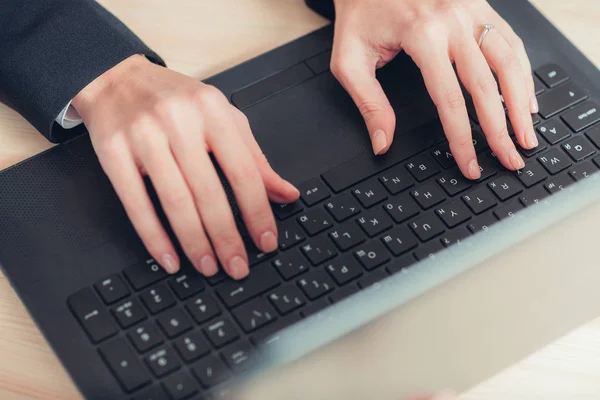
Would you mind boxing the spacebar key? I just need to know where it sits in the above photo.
[216,263,280,308]
[322,120,445,192]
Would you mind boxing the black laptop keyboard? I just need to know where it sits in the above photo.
[67,63,600,400]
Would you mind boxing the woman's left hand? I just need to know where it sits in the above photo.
[330,0,538,180]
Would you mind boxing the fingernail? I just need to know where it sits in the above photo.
[530,95,539,114]
[468,159,481,180]
[286,181,300,197]
[228,256,249,280]
[372,129,387,155]
[161,254,179,274]
[199,255,218,276]
[510,149,525,170]
[260,231,278,253]
[529,131,539,148]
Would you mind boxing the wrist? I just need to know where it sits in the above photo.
[72,54,150,118]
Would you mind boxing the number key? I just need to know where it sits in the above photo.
[128,321,164,353]
[140,284,176,314]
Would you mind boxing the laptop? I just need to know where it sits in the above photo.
[1,0,600,399]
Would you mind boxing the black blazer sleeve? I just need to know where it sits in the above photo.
[0,0,165,143]
[305,0,335,20]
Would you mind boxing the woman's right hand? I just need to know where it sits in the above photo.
[72,55,300,280]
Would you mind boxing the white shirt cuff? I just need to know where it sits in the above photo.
[55,100,83,129]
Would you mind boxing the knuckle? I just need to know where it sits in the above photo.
[450,134,473,151]
[441,90,466,111]
[490,125,510,144]
[162,189,190,210]
[213,228,243,254]
[191,85,225,107]
[247,208,275,231]
[500,52,521,72]
[476,73,498,96]
[229,165,260,188]
[357,101,384,122]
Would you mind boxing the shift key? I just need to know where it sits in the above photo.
[216,263,280,308]
[538,82,587,119]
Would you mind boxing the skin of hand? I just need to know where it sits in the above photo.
[72,55,300,279]
[331,0,539,180]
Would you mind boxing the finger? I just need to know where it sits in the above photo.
[165,101,248,280]
[133,121,214,277]
[92,135,179,274]
[331,37,396,155]
[206,105,279,259]
[453,37,524,172]
[479,26,537,152]
[409,46,480,180]
[492,16,538,114]
[232,110,300,204]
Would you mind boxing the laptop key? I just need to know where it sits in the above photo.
[268,285,306,315]
[569,161,598,181]
[518,134,547,158]
[330,284,360,303]
[386,254,417,274]
[488,175,523,201]
[477,156,500,181]
[537,82,587,118]
[232,297,277,333]
[440,227,471,247]
[472,129,490,153]
[357,208,393,237]
[146,347,181,378]
[297,208,333,236]
[494,198,524,220]
[156,308,193,338]
[538,148,572,175]
[352,178,388,208]
[431,142,456,169]
[382,193,420,223]
[132,385,168,400]
[437,169,472,196]
[326,254,363,285]
[411,184,446,210]
[414,241,445,261]
[68,288,117,343]
[381,226,418,256]
[95,275,130,305]
[272,201,303,220]
[435,200,471,228]
[325,193,361,222]
[537,120,571,145]
[535,64,569,88]
[562,136,596,161]
[462,187,497,214]
[298,269,335,300]
[173,331,210,363]
[216,262,280,308]
[328,222,366,251]
[112,298,147,329]
[206,270,226,286]
[561,101,600,132]
[99,337,151,392]
[468,213,498,233]
[515,163,548,187]
[379,165,415,194]
[221,339,254,370]
[192,355,230,389]
[162,370,199,400]
[545,174,575,194]
[124,258,169,291]
[140,284,176,314]
[300,298,330,318]
[186,293,221,324]
[169,273,205,300]
[301,235,337,265]
[298,177,330,206]
[534,76,546,95]
[358,269,389,289]
[272,251,309,280]
[204,317,240,348]
[587,125,600,149]
[354,241,391,271]
[520,185,550,207]
[406,153,440,181]
[409,213,446,242]
[128,321,164,353]
[277,219,305,250]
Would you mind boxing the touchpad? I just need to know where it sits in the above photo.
[242,54,438,185]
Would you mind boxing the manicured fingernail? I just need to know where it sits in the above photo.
[530,95,539,114]
[468,159,481,180]
[260,231,278,253]
[228,256,248,280]
[161,254,179,274]
[528,131,539,148]
[286,181,300,197]
[372,129,387,155]
[199,255,218,276]
[510,149,525,170]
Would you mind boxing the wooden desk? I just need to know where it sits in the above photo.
[0,1,598,399]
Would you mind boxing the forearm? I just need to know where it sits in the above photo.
[0,0,164,142]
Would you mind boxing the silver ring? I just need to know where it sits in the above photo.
[478,23,495,47]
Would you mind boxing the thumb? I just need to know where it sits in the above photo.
[331,41,396,155]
